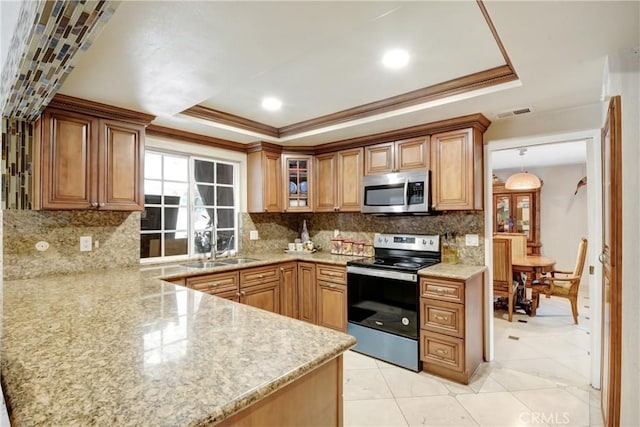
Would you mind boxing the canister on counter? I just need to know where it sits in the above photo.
[330,237,343,254]
[342,239,354,255]
[353,241,365,257]
[364,241,374,257]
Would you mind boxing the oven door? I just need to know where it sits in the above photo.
[347,266,419,339]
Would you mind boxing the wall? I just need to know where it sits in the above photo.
[493,163,589,287]
[607,50,640,426]
[242,211,485,265]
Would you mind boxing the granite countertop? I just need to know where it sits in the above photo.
[419,263,487,280]
[2,267,356,426]
[142,251,486,282]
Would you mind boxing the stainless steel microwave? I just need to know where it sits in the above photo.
[361,170,430,214]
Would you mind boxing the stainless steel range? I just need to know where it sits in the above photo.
[346,233,440,371]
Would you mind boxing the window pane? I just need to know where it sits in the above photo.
[216,163,233,185]
[145,180,162,198]
[194,160,215,183]
[141,207,162,230]
[195,184,215,207]
[217,230,234,251]
[164,207,183,230]
[194,229,213,254]
[145,153,162,179]
[141,233,162,258]
[164,156,188,182]
[194,207,213,230]
[216,187,234,206]
[164,182,188,204]
[217,208,234,228]
[165,233,188,256]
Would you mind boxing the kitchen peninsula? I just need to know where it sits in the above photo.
[1,265,355,426]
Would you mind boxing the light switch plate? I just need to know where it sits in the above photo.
[249,230,259,240]
[80,236,92,252]
[465,234,479,246]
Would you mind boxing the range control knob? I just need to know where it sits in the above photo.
[422,239,427,245]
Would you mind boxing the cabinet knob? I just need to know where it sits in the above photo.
[99,202,105,207]
[280,267,284,272]
[90,202,98,207]
[259,274,264,278]
[212,282,218,287]
[236,292,241,297]
[241,291,246,296]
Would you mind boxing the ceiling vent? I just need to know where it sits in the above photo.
[496,107,533,119]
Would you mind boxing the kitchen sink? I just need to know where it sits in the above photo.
[218,258,259,265]
[183,261,229,269]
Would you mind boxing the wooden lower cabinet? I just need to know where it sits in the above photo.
[218,355,343,427]
[317,281,347,332]
[279,262,298,319]
[297,262,317,324]
[315,264,347,332]
[185,271,239,298]
[419,272,484,384]
[241,280,280,313]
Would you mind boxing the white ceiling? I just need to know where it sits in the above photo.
[492,141,587,170]
[58,1,639,146]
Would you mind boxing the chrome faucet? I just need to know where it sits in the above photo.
[208,219,217,260]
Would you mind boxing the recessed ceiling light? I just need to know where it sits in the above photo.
[261,97,282,111]
[382,49,409,69]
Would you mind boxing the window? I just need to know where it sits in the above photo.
[140,150,238,261]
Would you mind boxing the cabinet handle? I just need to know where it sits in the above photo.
[241,291,246,296]
[434,315,449,321]
[259,274,264,278]
[329,284,336,288]
[435,349,449,355]
[280,268,284,272]
[211,282,218,287]
[236,292,241,297]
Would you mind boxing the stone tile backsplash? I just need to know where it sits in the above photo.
[3,210,140,280]
[242,211,485,265]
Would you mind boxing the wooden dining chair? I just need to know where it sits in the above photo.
[494,232,528,259]
[534,237,588,324]
[493,237,518,322]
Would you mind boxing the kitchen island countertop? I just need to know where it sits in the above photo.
[1,267,355,426]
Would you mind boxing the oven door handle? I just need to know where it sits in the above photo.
[347,265,417,282]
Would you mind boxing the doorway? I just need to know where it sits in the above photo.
[483,130,602,388]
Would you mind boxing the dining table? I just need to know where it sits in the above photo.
[511,255,556,316]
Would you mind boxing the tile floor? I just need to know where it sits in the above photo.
[343,290,601,427]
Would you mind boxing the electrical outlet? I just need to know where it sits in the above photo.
[80,236,92,252]
[334,229,340,237]
[249,230,259,240]
[35,241,49,251]
[465,234,479,246]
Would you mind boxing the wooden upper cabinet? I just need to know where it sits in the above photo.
[431,128,483,210]
[247,149,282,213]
[364,137,429,175]
[33,108,145,211]
[315,148,363,212]
[99,119,145,210]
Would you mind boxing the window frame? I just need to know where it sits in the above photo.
[140,148,240,264]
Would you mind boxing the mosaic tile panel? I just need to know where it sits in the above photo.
[1,0,119,120]
[3,210,140,280]
[1,118,32,210]
[242,211,486,265]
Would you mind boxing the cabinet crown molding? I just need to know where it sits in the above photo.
[48,94,156,126]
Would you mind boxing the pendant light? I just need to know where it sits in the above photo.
[504,148,541,190]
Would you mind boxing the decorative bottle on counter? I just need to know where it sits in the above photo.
[301,220,310,243]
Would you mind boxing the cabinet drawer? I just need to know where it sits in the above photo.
[420,277,464,303]
[420,330,464,372]
[240,265,279,286]
[316,265,346,284]
[421,298,464,338]
[186,271,239,293]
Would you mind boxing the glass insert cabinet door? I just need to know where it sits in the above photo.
[284,154,312,212]
[494,195,511,233]
[514,194,531,238]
